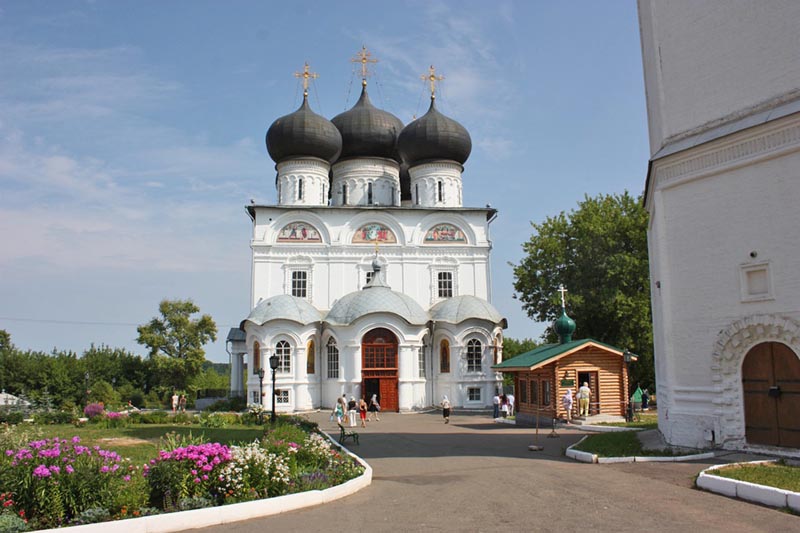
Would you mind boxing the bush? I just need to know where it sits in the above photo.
[83,403,104,419]
[204,397,247,412]
[98,412,130,429]
[172,412,195,425]
[199,413,239,428]
[33,411,74,425]
[138,410,169,424]
[0,437,135,528]
[0,513,29,532]
[0,411,24,425]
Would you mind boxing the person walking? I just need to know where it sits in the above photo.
[578,382,591,417]
[368,394,380,421]
[441,395,452,424]
[348,396,358,427]
[492,392,500,419]
[359,398,368,428]
[171,392,179,414]
[334,401,345,425]
[562,388,574,423]
[178,394,187,413]
[500,394,508,418]
[507,392,515,417]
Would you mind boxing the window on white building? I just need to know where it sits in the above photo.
[438,180,444,202]
[251,391,260,404]
[418,348,426,378]
[365,271,374,286]
[298,178,304,201]
[467,339,482,373]
[415,184,419,205]
[276,390,289,404]
[468,387,481,402]
[327,338,339,379]
[291,270,307,298]
[342,184,348,205]
[437,271,453,298]
[275,340,291,373]
[367,182,373,205]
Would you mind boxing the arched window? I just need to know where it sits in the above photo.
[252,341,261,374]
[467,339,482,373]
[440,339,450,373]
[306,339,315,375]
[438,180,444,202]
[367,182,373,205]
[298,177,304,200]
[275,340,291,373]
[326,338,339,379]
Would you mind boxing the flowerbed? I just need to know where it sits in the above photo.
[0,417,364,530]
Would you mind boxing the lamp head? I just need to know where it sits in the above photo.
[257,368,265,379]
[269,354,279,370]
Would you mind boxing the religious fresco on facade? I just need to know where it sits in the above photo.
[276,222,322,243]
[424,223,466,244]
[352,223,397,244]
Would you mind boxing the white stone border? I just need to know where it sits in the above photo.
[565,436,715,464]
[697,460,800,511]
[40,432,372,533]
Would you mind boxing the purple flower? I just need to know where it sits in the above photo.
[48,465,61,475]
[32,464,51,478]
[123,475,131,482]
[65,465,74,474]
[71,436,81,444]
[100,466,109,473]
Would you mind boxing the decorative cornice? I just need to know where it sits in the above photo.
[653,115,800,191]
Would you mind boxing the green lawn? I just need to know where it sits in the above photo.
[573,429,682,457]
[712,462,800,493]
[597,412,658,430]
[17,424,266,465]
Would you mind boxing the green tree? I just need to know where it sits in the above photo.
[512,191,654,388]
[502,337,539,361]
[137,299,217,391]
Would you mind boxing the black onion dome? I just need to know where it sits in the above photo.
[331,86,404,162]
[266,94,342,164]
[397,98,471,166]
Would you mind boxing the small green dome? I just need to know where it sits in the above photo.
[553,308,576,344]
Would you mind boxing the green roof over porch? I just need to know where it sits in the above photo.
[492,338,626,371]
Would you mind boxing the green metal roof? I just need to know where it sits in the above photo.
[492,338,623,371]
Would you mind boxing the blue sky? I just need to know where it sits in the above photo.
[0,1,649,363]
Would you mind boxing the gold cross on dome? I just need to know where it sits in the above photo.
[352,45,378,87]
[557,284,568,308]
[422,65,444,98]
[294,62,319,97]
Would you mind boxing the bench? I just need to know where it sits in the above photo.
[338,423,359,446]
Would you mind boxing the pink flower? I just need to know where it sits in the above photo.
[100,466,109,473]
[32,465,51,478]
[123,475,131,482]
[65,465,74,474]
[193,477,201,484]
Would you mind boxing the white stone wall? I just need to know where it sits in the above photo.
[276,158,330,206]
[638,0,800,153]
[646,115,800,448]
[251,206,492,311]
[409,162,463,207]
[330,158,401,207]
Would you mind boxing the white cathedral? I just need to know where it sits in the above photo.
[227,56,506,413]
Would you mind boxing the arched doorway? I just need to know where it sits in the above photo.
[361,328,399,412]
[742,342,800,448]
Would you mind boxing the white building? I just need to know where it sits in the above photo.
[227,62,506,413]
[639,0,800,451]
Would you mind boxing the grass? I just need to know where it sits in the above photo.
[597,412,658,430]
[573,429,683,457]
[18,424,266,465]
[712,461,800,492]
[574,431,643,457]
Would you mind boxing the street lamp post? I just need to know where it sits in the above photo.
[623,350,634,422]
[269,354,279,424]
[257,368,265,424]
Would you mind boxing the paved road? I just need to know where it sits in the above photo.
[196,411,797,532]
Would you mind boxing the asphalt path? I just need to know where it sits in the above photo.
[194,410,797,532]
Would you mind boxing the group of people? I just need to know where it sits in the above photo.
[334,394,381,428]
[171,392,187,413]
[561,382,592,423]
[492,392,515,419]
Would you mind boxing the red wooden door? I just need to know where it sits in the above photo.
[742,342,800,447]
[362,328,399,412]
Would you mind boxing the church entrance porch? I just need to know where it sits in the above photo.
[361,328,399,412]
[742,342,800,448]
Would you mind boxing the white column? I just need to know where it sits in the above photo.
[398,344,414,411]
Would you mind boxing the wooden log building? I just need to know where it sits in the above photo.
[493,303,634,425]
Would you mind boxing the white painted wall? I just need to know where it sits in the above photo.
[638,0,800,154]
